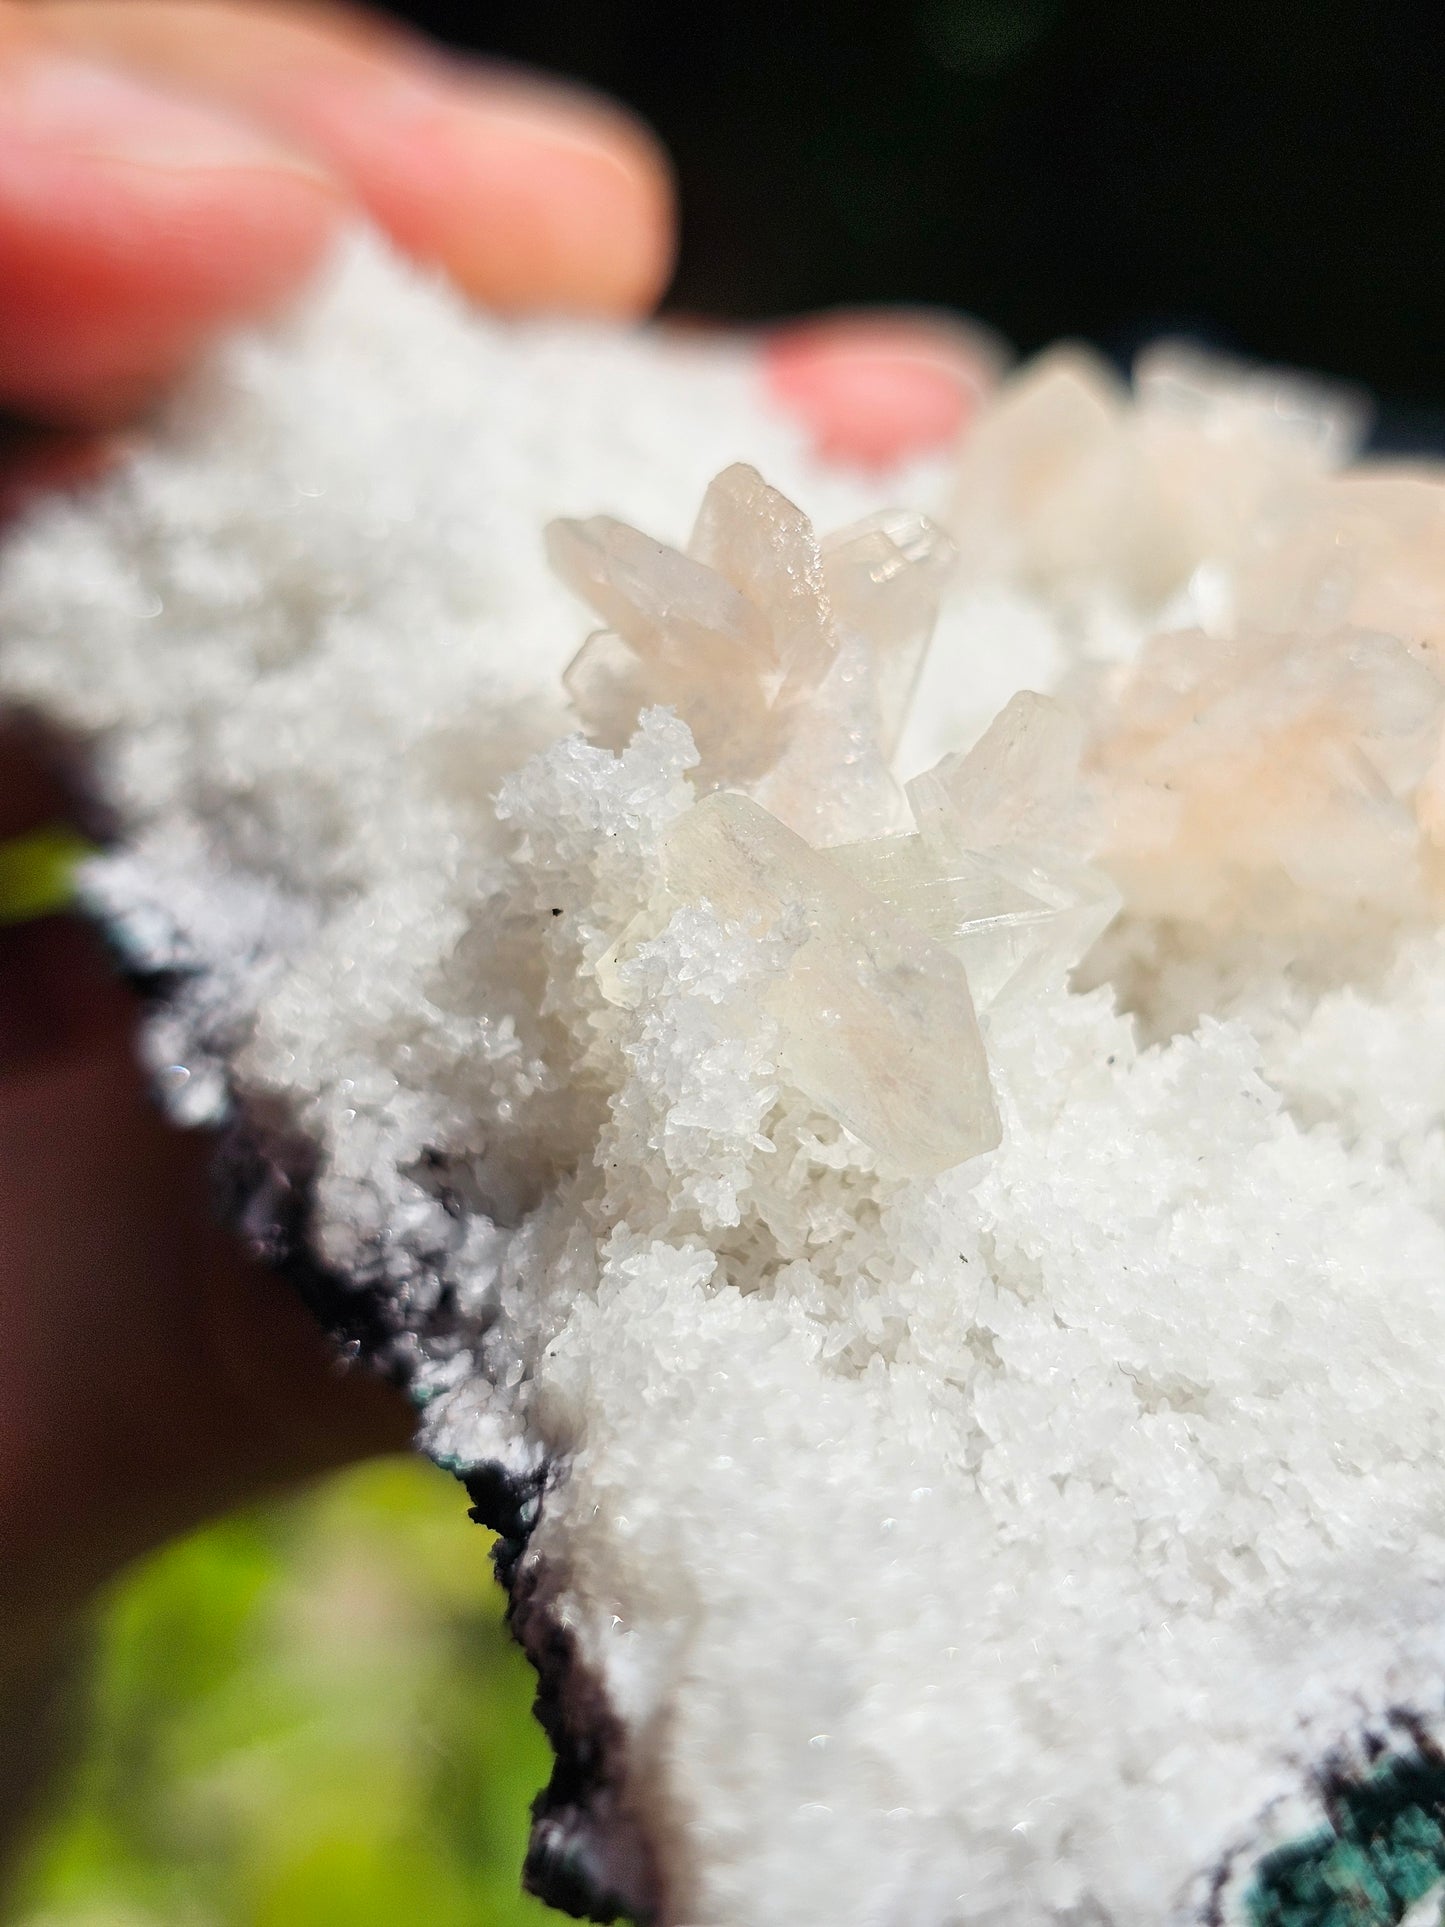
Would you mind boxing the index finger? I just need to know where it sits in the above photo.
[34,1,677,319]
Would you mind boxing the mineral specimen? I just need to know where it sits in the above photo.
[7,234,1445,1927]
[1234,466,1445,661]
[1092,625,1445,934]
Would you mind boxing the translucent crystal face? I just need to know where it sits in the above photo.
[939,343,1445,965]
[821,505,957,760]
[1234,469,1445,665]
[948,341,1368,619]
[553,470,1122,1176]
[836,694,1120,1015]
[1091,625,1445,931]
[660,790,1001,1178]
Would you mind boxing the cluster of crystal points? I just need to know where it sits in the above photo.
[950,339,1373,621]
[962,343,1445,963]
[550,463,1119,1178]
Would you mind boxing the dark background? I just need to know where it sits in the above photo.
[410,0,1442,441]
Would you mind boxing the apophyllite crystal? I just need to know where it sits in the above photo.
[553,470,1121,1177]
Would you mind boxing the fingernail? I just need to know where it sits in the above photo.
[1,52,333,182]
[763,309,1007,470]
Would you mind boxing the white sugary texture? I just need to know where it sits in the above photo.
[6,231,1445,1926]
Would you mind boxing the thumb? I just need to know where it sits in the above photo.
[0,725,411,1679]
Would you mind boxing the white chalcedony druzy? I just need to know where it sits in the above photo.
[562,471,1122,1175]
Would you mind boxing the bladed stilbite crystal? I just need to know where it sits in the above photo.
[550,508,785,780]
[821,508,958,758]
[832,838,1120,1013]
[1090,626,1445,931]
[550,463,835,792]
[1234,469,1445,664]
[687,462,835,703]
[831,693,1120,1011]
[908,689,1087,852]
[948,340,1367,619]
[659,790,1001,1176]
[550,464,957,843]
[948,345,1130,593]
[547,513,768,673]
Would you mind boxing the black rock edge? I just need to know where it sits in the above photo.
[10,699,667,1927]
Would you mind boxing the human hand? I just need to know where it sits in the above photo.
[0,0,992,1677]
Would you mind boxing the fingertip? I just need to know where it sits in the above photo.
[417,67,677,318]
[763,309,1006,470]
[0,47,342,423]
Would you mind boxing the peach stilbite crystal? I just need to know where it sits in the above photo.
[1235,467,1445,664]
[820,505,957,759]
[549,511,782,779]
[1091,626,1445,935]
[948,344,1130,594]
[906,687,1087,852]
[551,462,958,845]
[949,340,1368,622]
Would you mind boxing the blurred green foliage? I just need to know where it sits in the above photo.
[0,828,92,925]
[5,1459,557,1927]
